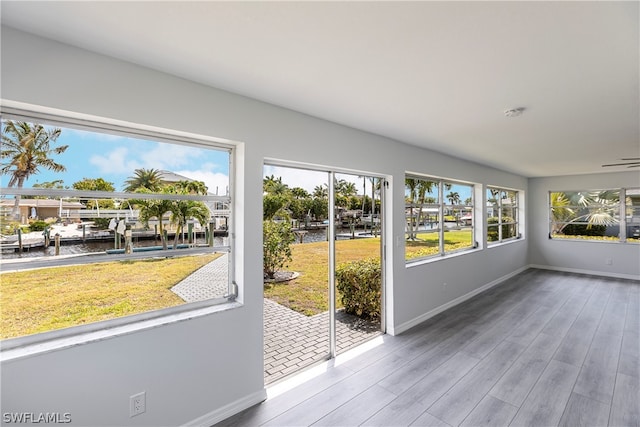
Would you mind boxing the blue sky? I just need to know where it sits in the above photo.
[1,123,230,194]
[263,164,379,196]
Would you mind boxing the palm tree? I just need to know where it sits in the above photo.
[1,120,67,219]
[551,190,619,235]
[123,168,162,192]
[446,191,460,205]
[290,187,309,199]
[335,179,357,197]
[133,188,173,250]
[173,179,208,195]
[166,181,210,248]
[405,178,435,240]
[170,199,210,248]
[263,175,288,195]
[313,184,328,199]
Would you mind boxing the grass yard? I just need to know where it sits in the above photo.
[0,253,220,339]
[264,230,473,316]
[264,238,382,316]
[2,229,476,339]
[406,229,474,259]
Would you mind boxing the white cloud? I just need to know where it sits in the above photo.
[139,144,202,170]
[263,165,328,194]
[89,147,142,174]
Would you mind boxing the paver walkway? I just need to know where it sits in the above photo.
[171,253,229,301]
[172,254,381,384]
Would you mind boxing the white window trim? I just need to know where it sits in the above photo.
[486,185,523,247]
[0,102,242,352]
[548,187,638,244]
[405,174,479,264]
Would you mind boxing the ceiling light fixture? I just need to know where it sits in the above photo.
[504,107,525,117]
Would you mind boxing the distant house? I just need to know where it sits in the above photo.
[0,199,85,224]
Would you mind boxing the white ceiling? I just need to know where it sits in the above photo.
[2,1,638,177]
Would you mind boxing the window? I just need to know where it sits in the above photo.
[0,115,235,343]
[549,188,639,243]
[405,175,475,262]
[487,187,520,245]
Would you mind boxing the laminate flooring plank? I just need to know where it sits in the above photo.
[489,332,565,407]
[338,334,412,374]
[426,340,526,426]
[596,282,629,338]
[540,289,593,338]
[386,315,470,364]
[461,300,538,359]
[312,385,397,427]
[609,373,640,427]
[626,282,640,332]
[262,352,407,427]
[409,412,451,427]
[458,395,518,427]
[509,360,580,427]
[506,303,563,347]
[362,352,480,427]
[619,327,640,378]
[218,365,355,427]
[573,329,624,404]
[553,283,612,367]
[378,327,478,396]
[557,392,610,427]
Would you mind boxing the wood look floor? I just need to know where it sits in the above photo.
[219,269,640,427]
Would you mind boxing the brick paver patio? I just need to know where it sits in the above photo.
[173,254,382,384]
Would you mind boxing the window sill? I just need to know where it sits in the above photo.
[0,300,242,362]
[549,237,637,245]
[487,238,525,249]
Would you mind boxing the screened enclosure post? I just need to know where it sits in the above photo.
[328,171,337,358]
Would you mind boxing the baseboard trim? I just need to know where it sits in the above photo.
[391,266,530,335]
[182,389,267,427]
[528,264,640,281]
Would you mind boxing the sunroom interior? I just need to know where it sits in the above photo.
[1,2,638,426]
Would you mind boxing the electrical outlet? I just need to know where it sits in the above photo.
[605,258,613,265]
[130,392,146,417]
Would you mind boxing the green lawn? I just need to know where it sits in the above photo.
[1,253,219,339]
[405,229,474,259]
[2,230,476,339]
[264,230,473,316]
[264,238,382,316]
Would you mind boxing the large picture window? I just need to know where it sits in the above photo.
[1,116,234,343]
[487,187,520,245]
[549,188,639,243]
[405,175,475,262]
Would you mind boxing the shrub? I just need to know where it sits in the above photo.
[263,220,296,279]
[92,217,113,230]
[335,257,381,320]
[487,216,516,241]
[28,220,48,232]
[561,223,606,237]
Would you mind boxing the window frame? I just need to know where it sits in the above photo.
[486,186,521,246]
[405,174,477,264]
[0,106,239,351]
[549,187,640,244]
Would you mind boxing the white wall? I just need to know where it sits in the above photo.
[529,171,640,280]
[1,27,529,425]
